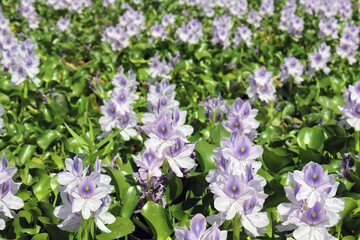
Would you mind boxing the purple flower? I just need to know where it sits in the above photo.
[200,93,226,123]
[307,42,331,76]
[174,214,228,240]
[233,25,252,47]
[56,17,71,34]
[318,17,339,39]
[338,153,356,178]
[246,67,276,103]
[132,148,164,181]
[277,162,345,240]
[339,81,360,130]
[279,54,305,84]
[176,19,203,44]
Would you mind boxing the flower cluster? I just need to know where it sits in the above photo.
[307,42,331,76]
[54,155,115,233]
[99,66,139,141]
[0,153,24,230]
[176,19,203,44]
[277,162,345,240]
[259,0,274,17]
[211,14,233,48]
[174,214,227,240]
[56,17,72,34]
[246,66,276,103]
[339,81,360,131]
[279,1,304,38]
[279,54,305,85]
[247,9,262,28]
[17,0,40,29]
[45,0,92,13]
[233,25,252,47]
[206,96,269,237]
[102,7,145,51]
[338,153,356,178]
[336,22,359,65]
[147,52,180,82]
[318,17,339,39]
[132,79,196,208]
[200,93,226,123]
[149,23,168,44]
[1,38,41,87]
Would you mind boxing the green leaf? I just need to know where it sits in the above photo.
[31,233,49,240]
[195,138,216,172]
[96,217,135,240]
[18,144,37,166]
[120,186,140,219]
[141,201,173,240]
[95,128,122,149]
[32,174,52,200]
[262,146,294,172]
[336,197,358,235]
[297,127,324,150]
[37,130,60,150]
[64,123,90,153]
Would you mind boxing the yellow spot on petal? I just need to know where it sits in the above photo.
[245,110,248,113]
[176,144,179,150]
[235,122,238,127]
[313,173,317,179]
[3,185,6,191]
[241,147,245,153]
[148,155,152,160]
[312,212,317,218]
[358,108,360,113]
[232,185,236,191]
[85,185,89,191]
[161,126,165,132]
[250,201,253,206]
[162,100,165,104]
[196,225,199,231]
[121,95,124,99]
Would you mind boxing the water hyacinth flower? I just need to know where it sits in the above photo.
[174,214,227,240]
[223,99,259,135]
[176,19,203,44]
[277,162,345,240]
[0,153,24,230]
[211,15,233,48]
[142,110,193,157]
[200,93,226,123]
[308,42,331,76]
[56,17,71,34]
[279,54,305,84]
[164,137,196,177]
[99,67,139,141]
[318,17,339,39]
[147,54,173,81]
[339,81,360,130]
[246,66,276,103]
[247,9,262,28]
[146,78,179,112]
[338,153,356,178]
[161,13,175,27]
[208,161,269,236]
[2,38,41,87]
[149,22,168,44]
[55,156,115,232]
[233,25,252,47]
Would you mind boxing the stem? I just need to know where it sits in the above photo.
[232,214,241,240]
[24,81,28,99]
[81,218,90,240]
[355,131,359,152]
[289,76,293,101]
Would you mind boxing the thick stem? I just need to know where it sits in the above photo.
[81,218,90,240]
[354,131,360,152]
[232,215,241,240]
[289,76,293,101]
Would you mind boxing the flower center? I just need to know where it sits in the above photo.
[312,212,317,218]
